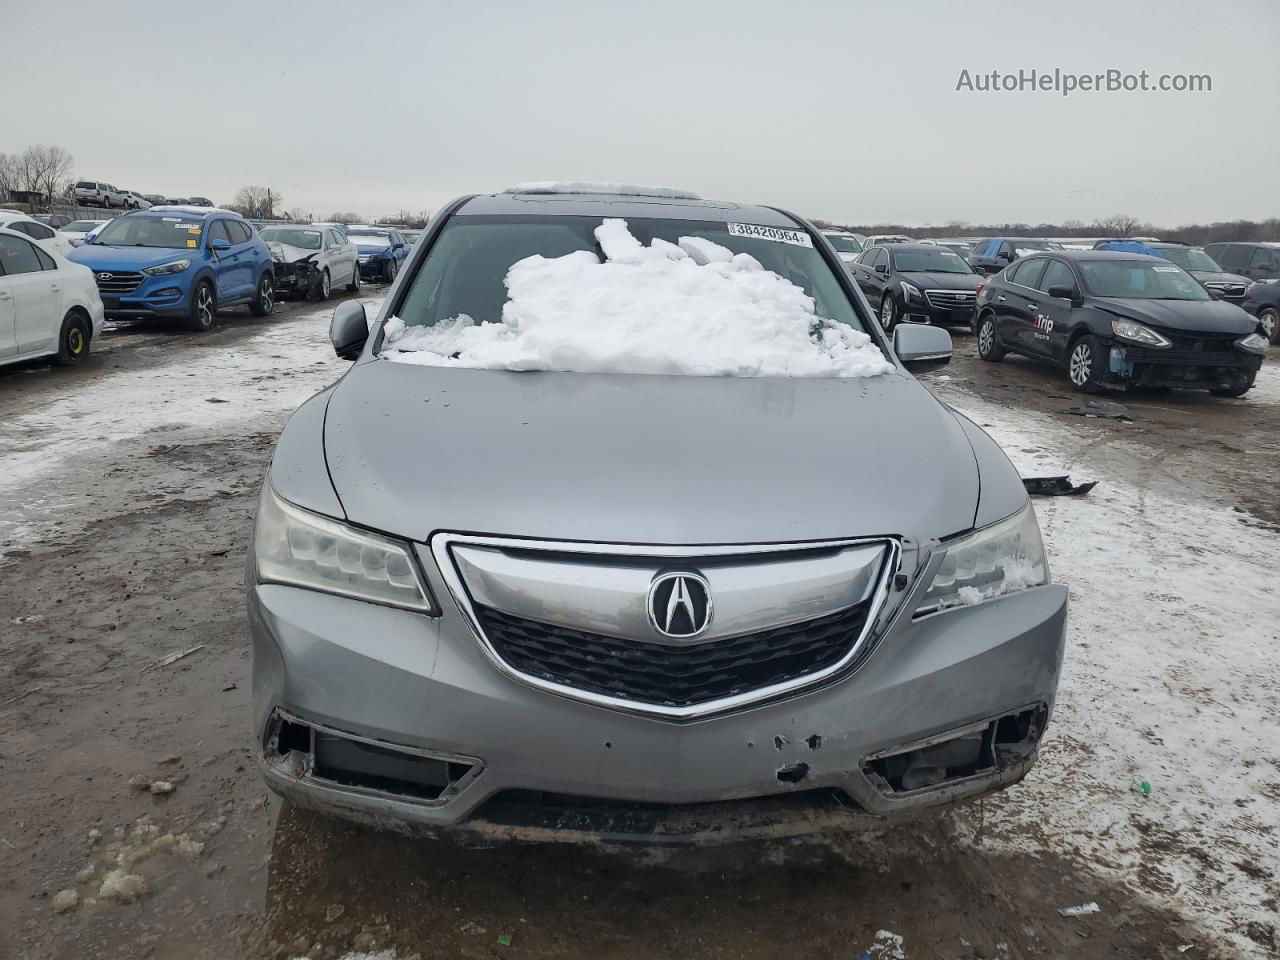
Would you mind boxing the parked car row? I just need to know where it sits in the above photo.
[72,181,213,210]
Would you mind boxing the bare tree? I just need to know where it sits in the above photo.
[325,211,363,224]
[0,152,18,201]
[1091,213,1144,237]
[7,145,75,204]
[283,208,312,223]
[231,185,284,218]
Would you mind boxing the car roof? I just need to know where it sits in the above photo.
[1026,250,1164,263]
[456,191,799,227]
[144,205,241,218]
[888,243,959,253]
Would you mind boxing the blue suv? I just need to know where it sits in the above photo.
[68,207,275,330]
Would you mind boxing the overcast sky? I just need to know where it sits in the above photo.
[6,0,1278,226]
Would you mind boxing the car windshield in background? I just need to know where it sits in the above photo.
[260,227,322,250]
[66,221,104,232]
[824,235,862,253]
[1159,247,1222,272]
[893,250,973,274]
[350,233,390,248]
[939,243,972,256]
[1013,240,1059,254]
[93,216,203,248]
[1079,260,1210,300]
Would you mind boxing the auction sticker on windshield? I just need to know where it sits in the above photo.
[727,223,813,247]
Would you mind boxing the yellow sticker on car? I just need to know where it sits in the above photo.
[187,239,197,248]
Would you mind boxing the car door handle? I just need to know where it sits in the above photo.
[50,283,61,291]
[996,295,1007,302]
[0,291,10,300]
[1026,302,1038,310]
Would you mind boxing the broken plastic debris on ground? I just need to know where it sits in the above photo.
[380,218,894,379]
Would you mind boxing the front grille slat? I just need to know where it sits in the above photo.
[477,603,871,708]
[94,271,143,294]
[924,289,977,309]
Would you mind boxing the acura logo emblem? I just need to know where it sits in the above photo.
[647,572,713,639]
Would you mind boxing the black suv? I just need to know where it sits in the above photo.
[1203,242,1280,283]
[972,251,1266,396]
[968,237,1064,275]
[1094,241,1250,303]
[850,243,982,331]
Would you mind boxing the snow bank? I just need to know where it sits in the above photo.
[381,219,893,379]
[502,181,701,200]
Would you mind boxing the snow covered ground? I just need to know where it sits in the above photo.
[929,370,1280,958]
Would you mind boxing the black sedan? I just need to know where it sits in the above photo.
[972,251,1267,396]
[850,243,982,332]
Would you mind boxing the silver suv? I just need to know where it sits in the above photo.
[248,186,1067,843]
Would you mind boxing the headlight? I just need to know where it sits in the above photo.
[253,485,436,613]
[1111,318,1171,348]
[916,503,1049,615]
[142,258,191,276]
[1236,332,1269,355]
[900,281,922,301]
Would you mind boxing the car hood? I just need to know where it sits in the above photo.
[1189,270,1249,285]
[267,241,318,264]
[319,361,982,545]
[355,246,387,257]
[67,244,191,270]
[899,272,982,290]
[1090,296,1257,334]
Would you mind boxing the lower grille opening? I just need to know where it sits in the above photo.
[863,705,1046,795]
[265,713,476,803]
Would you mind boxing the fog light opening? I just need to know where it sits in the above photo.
[862,705,1047,796]
[263,711,479,804]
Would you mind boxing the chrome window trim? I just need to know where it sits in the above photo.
[428,533,901,721]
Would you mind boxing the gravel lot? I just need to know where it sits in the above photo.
[2,296,1277,959]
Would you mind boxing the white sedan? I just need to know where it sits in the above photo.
[60,218,112,247]
[0,227,105,368]
[259,225,359,300]
[0,211,74,257]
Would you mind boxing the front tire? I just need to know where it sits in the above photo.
[187,281,216,331]
[383,258,398,284]
[1258,307,1279,345]
[976,313,1006,361]
[250,273,275,316]
[879,294,897,334]
[53,312,90,366]
[314,269,331,302]
[1067,334,1108,393]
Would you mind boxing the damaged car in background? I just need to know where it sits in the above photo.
[260,225,359,301]
[248,183,1068,844]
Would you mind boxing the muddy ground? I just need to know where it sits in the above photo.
[2,297,1277,959]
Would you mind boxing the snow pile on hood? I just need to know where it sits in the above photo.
[381,219,893,378]
[502,181,701,200]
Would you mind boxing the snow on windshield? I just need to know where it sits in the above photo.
[350,233,390,247]
[379,218,893,378]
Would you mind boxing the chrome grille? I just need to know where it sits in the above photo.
[94,271,143,294]
[1203,282,1246,299]
[924,289,978,309]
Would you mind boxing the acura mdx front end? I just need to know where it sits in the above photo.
[248,186,1068,843]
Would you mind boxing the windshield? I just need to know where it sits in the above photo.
[893,250,973,274]
[93,215,204,248]
[824,234,863,254]
[386,215,887,378]
[1079,260,1211,300]
[939,242,971,256]
[350,233,390,248]
[1157,247,1222,272]
[260,227,322,250]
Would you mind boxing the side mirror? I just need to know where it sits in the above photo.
[1047,284,1076,300]
[997,251,1013,262]
[330,300,368,360]
[893,324,952,371]
[875,262,888,275]
[210,237,230,252]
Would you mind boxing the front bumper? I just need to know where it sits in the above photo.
[900,294,977,327]
[273,260,319,298]
[358,258,388,280]
[249,542,1068,843]
[95,273,195,319]
[1106,341,1262,390]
